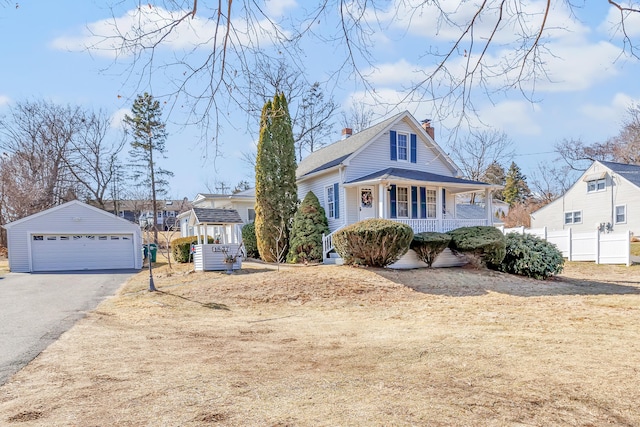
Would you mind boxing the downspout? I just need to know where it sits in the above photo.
[339,165,347,228]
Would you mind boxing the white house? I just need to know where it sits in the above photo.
[3,200,143,273]
[530,160,640,236]
[295,110,501,264]
[191,188,256,224]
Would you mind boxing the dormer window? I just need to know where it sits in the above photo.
[587,178,605,193]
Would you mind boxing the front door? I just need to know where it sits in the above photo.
[359,186,375,221]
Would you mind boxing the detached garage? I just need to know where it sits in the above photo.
[4,200,143,273]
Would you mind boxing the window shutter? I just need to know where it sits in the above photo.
[410,134,417,163]
[333,183,340,219]
[419,187,426,218]
[411,186,418,218]
[390,130,397,161]
[390,185,397,218]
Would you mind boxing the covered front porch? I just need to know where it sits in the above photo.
[323,168,500,263]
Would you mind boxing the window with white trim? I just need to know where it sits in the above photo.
[397,187,409,217]
[426,189,436,218]
[326,186,335,219]
[248,208,256,222]
[615,205,626,224]
[564,211,582,224]
[587,178,606,192]
[397,133,408,161]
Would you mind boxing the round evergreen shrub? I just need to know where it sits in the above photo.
[496,233,564,279]
[410,232,452,268]
[242,222,260,259]
[333,218,413,267]
[287,192,329,263]
[171,236,213,263]
[447,226,506,268]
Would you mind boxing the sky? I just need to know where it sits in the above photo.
[0,1,639,200]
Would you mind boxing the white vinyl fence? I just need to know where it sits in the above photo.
[497,226,631,266]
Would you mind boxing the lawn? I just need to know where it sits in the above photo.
[0,260,639,426]
[632,241,640,257]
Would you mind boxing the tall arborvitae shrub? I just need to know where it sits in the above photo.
[254,93,298,262]
[287,191,330,263]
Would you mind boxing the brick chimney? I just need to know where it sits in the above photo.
[341,128,353,140]
[421,119,434,140]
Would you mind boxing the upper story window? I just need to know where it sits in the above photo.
[587,178,605,193]
[564,211,582,225]
[615,205,626,224]
[397,133,408,161]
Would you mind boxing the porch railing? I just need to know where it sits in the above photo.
[321,218,489,263]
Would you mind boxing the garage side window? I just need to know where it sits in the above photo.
[33,235,43,241]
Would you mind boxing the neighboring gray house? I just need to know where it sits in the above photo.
[530,160,640,236]
[296,110,501,264]
[3,200,143,272]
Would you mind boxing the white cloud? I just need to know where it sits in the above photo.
[51,5,287,58]
[580,92,639,126]
[0,95,10,107]
[109,108,130,129]
[265,0,297,18]
[599,4,640,38]
[476,100,542,136]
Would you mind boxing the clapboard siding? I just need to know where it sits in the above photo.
[345,118,453,183]
[298,170,344,232]
[5,201,142,273]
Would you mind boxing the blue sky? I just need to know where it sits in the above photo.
[1,1,639,199]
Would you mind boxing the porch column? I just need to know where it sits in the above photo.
[378,184,386,219]
[437,186,443,232]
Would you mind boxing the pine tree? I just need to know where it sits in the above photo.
[287,191,329,263]
[503,162,530,207]
[124,93,173,244]
[255,93,298,262]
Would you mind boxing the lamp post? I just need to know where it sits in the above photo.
[148,246,156,292]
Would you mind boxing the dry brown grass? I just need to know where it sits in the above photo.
[1,260,639,426]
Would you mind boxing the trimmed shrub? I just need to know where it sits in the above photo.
[242,222,260,259]
[171,236,213,263]
[287,192,330,263]
[411,232,452,268]
[447,226,506,267]
[496,233,564,279]
[333,219,413,267]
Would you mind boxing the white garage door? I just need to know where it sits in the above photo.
[31,234,135,272]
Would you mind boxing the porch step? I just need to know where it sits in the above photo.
[324,252,344,265]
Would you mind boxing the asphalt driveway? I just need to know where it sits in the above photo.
[0,270,136,386]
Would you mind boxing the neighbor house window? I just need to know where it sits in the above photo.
[397,187,409,217]
[564,211,582,224]
[326,186,335,219]
[248,208,256,222]
[615,205,626,224]
[397,133,408,161]
[587,178,606,192]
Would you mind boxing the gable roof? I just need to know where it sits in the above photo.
[296,111,459,179]
[3,200,139,229]
[599,160,640,188]
[192,208,243,224]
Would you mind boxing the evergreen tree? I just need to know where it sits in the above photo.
[254,93,298,262]
[482,161,506,201]
[503,162,530,207]
[287,191,329,263]
[124,93,173,243]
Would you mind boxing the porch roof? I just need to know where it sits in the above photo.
[192,208,243,224]
[343,168,500,194]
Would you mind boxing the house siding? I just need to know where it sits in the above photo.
[6,202,142,273]
[344,118,452,183]
[298,170,344,232]
[531,162,640,235]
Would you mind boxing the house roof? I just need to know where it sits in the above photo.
[599,160,640,188]
[344,167,498,193]
[296,111,459,179]
[3,200,140,229]
[192,208,243,224]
